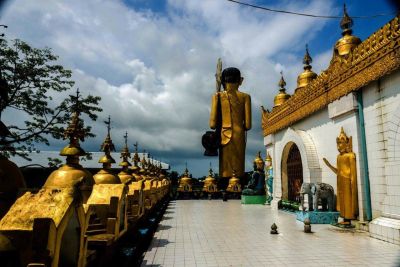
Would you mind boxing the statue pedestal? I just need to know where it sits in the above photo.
[241,195,267,204]
[296,211,340,224]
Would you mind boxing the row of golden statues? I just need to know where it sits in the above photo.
[0,96,171,266]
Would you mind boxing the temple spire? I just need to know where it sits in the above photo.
[296,44,317,90]
[340,4,354,36]
[60,88,86,162]
[98,115,116,167]
[119,131,131,168]
[274,71,290,107]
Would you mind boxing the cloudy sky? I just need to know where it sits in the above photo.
[0,0,396,177]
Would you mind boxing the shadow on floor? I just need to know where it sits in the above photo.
[149,238,172,248]
[157,224,172,231]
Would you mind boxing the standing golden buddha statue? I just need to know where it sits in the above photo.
[323,127,358,224]
[208,59,252,179]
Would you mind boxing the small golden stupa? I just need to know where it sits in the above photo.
[296,44,317,92]
[44,89,94,200]
[158,162,166,180]
[177,164,192,192]
[130,142,142,181]
[203,163,218,193]
[93,116,121,184]
[226,169,241,193]
[334,4,361,56]
[273,72,290,108]
[139,150,149,180]
[118,131,134,184]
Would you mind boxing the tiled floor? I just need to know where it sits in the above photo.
[142,200,400,267]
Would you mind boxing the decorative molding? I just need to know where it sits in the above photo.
[262,16,400,136]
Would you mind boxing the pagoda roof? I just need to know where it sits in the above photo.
[262,15,400,136]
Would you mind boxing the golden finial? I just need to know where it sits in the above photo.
[131,141,140,166]
[254,151,264,164]
[303,44,312,69]
[208,162,213,177]
[140,149,147,169]
[335,4,360,56]
[340,4,354,35]
[265,152,272,162]
[99,115,116,165]
[274,71,291,107]
[296,44,317,90]
[119,131,131,167]
[60,88,86,158]
[184,162,189,177]
[278,71,286,91]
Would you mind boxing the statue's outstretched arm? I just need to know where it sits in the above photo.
[323,158,337,174]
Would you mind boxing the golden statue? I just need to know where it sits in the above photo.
[323,127,358,223]
[226,169,241,193]
[209,59,252,178]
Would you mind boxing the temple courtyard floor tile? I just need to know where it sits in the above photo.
[141,200,400,267]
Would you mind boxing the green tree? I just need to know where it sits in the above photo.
[0,37,102,159]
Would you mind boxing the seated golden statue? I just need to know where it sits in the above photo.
[226,170,241,193]
[203,165,218,193]
[323,127,358,224]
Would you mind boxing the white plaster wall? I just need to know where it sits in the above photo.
[267,100,366,220]
[363,69,400,219]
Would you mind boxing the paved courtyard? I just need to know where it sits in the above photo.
[142,200,400,267]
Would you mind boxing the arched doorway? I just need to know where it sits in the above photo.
[281,142,303,203]
[287,144,303,203]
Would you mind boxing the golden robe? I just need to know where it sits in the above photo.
[210,90,251,178]
[336,152,358,220]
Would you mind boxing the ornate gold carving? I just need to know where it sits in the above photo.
[262,16,400,136]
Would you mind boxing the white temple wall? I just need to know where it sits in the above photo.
[266,106,365,219]
[364,69,400,245]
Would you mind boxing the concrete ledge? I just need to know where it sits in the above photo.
[369,217,400,245]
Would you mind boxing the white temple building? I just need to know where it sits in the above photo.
[262,12,400,245]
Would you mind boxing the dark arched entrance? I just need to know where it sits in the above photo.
[286,144,303,203]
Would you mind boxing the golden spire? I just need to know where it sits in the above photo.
[131,141,140,173]
[183,162,189,177]
[334,4,361,56]
[93,116,121,184]
[296,44,317,91]
[132,142,140,165]
[273,71,290,108]
[265,151,272,163]
[60,88,86,161]
[254,151,264,165]
[44,88,95,190]
[208,162,213,177]
[119,131,131,168]
[340,4,353,35]
[118,131,134,184]
[98,115,116,166]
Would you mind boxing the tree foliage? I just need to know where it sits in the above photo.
[0,38,102,159]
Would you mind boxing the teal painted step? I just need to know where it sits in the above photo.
[241,195,267,204]
[296,211,340,224]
